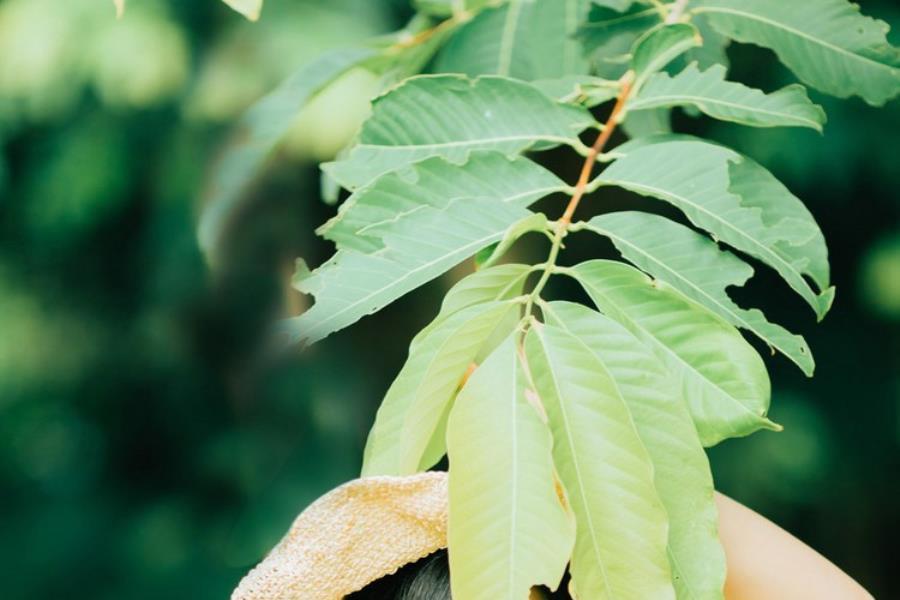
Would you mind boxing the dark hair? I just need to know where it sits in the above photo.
[346,550,571,599]
[346,550,450,600]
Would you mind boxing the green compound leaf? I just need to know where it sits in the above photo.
[631,23,702,89]
[324,75,595,190]
[434,0,591,80]
[598,135,834,320]
[692,0,900,106]
[288,198,533,345]
[540,301,727,600]
[590,0,645,12]
[414,0,496,17]
[415,264,534,471]
[622,107,673,138]
[476,212,550,269]
[199,47,376,259]
[293,146,570,345]
[629,63,826,130]
[525,320,675,600]
[532,75,621,107]
[448,335,574,600]
[412,0,457,17]
[584,211,814,375]
[435,263,534,319]
[319,151,566,253]
[221,0,263,21]
[577,5,662,78]
[688,14,732,69]
[362,299,522,477]
[729,157,831,294]
[569,260,776,446]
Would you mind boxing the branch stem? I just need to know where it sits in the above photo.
[393,10,471,50]
[523,73,635,318]
[666,0,690,23]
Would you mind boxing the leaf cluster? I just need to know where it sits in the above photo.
[211,1,900,597]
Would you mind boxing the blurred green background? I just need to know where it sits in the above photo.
[0,1,897,598]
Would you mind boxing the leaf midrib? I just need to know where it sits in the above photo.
[301,227,510,342]
[498,0,526,76]
[580,7,659,32]
[507,347,520,598]
[533,330,615,599]
[352,133,582,152]
[392,302,514,472]
[692,5,899,75]
[544,304,709,600]
[589,224,799,362]
[563,0,580,74]
[599,177,821,311]
[629,92,821,128]
[572,270,766,423]
[354,185,565,237]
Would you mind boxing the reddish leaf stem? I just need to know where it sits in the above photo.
[559,76,634,228]
[523,74,635,318]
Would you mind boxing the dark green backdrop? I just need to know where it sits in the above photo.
[0,0,897,598]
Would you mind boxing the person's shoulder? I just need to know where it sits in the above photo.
[715,493,873,600]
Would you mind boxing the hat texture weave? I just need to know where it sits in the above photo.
[232,471,449,600]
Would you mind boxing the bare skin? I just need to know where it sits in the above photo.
[526,493,872,600]
[715,493,873,599]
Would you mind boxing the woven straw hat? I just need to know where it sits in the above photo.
[232,471,449,600]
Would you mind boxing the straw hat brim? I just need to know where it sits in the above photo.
[232,472,449,600]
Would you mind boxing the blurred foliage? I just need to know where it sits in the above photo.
[0,0,897,598]
[860,231,900,320]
